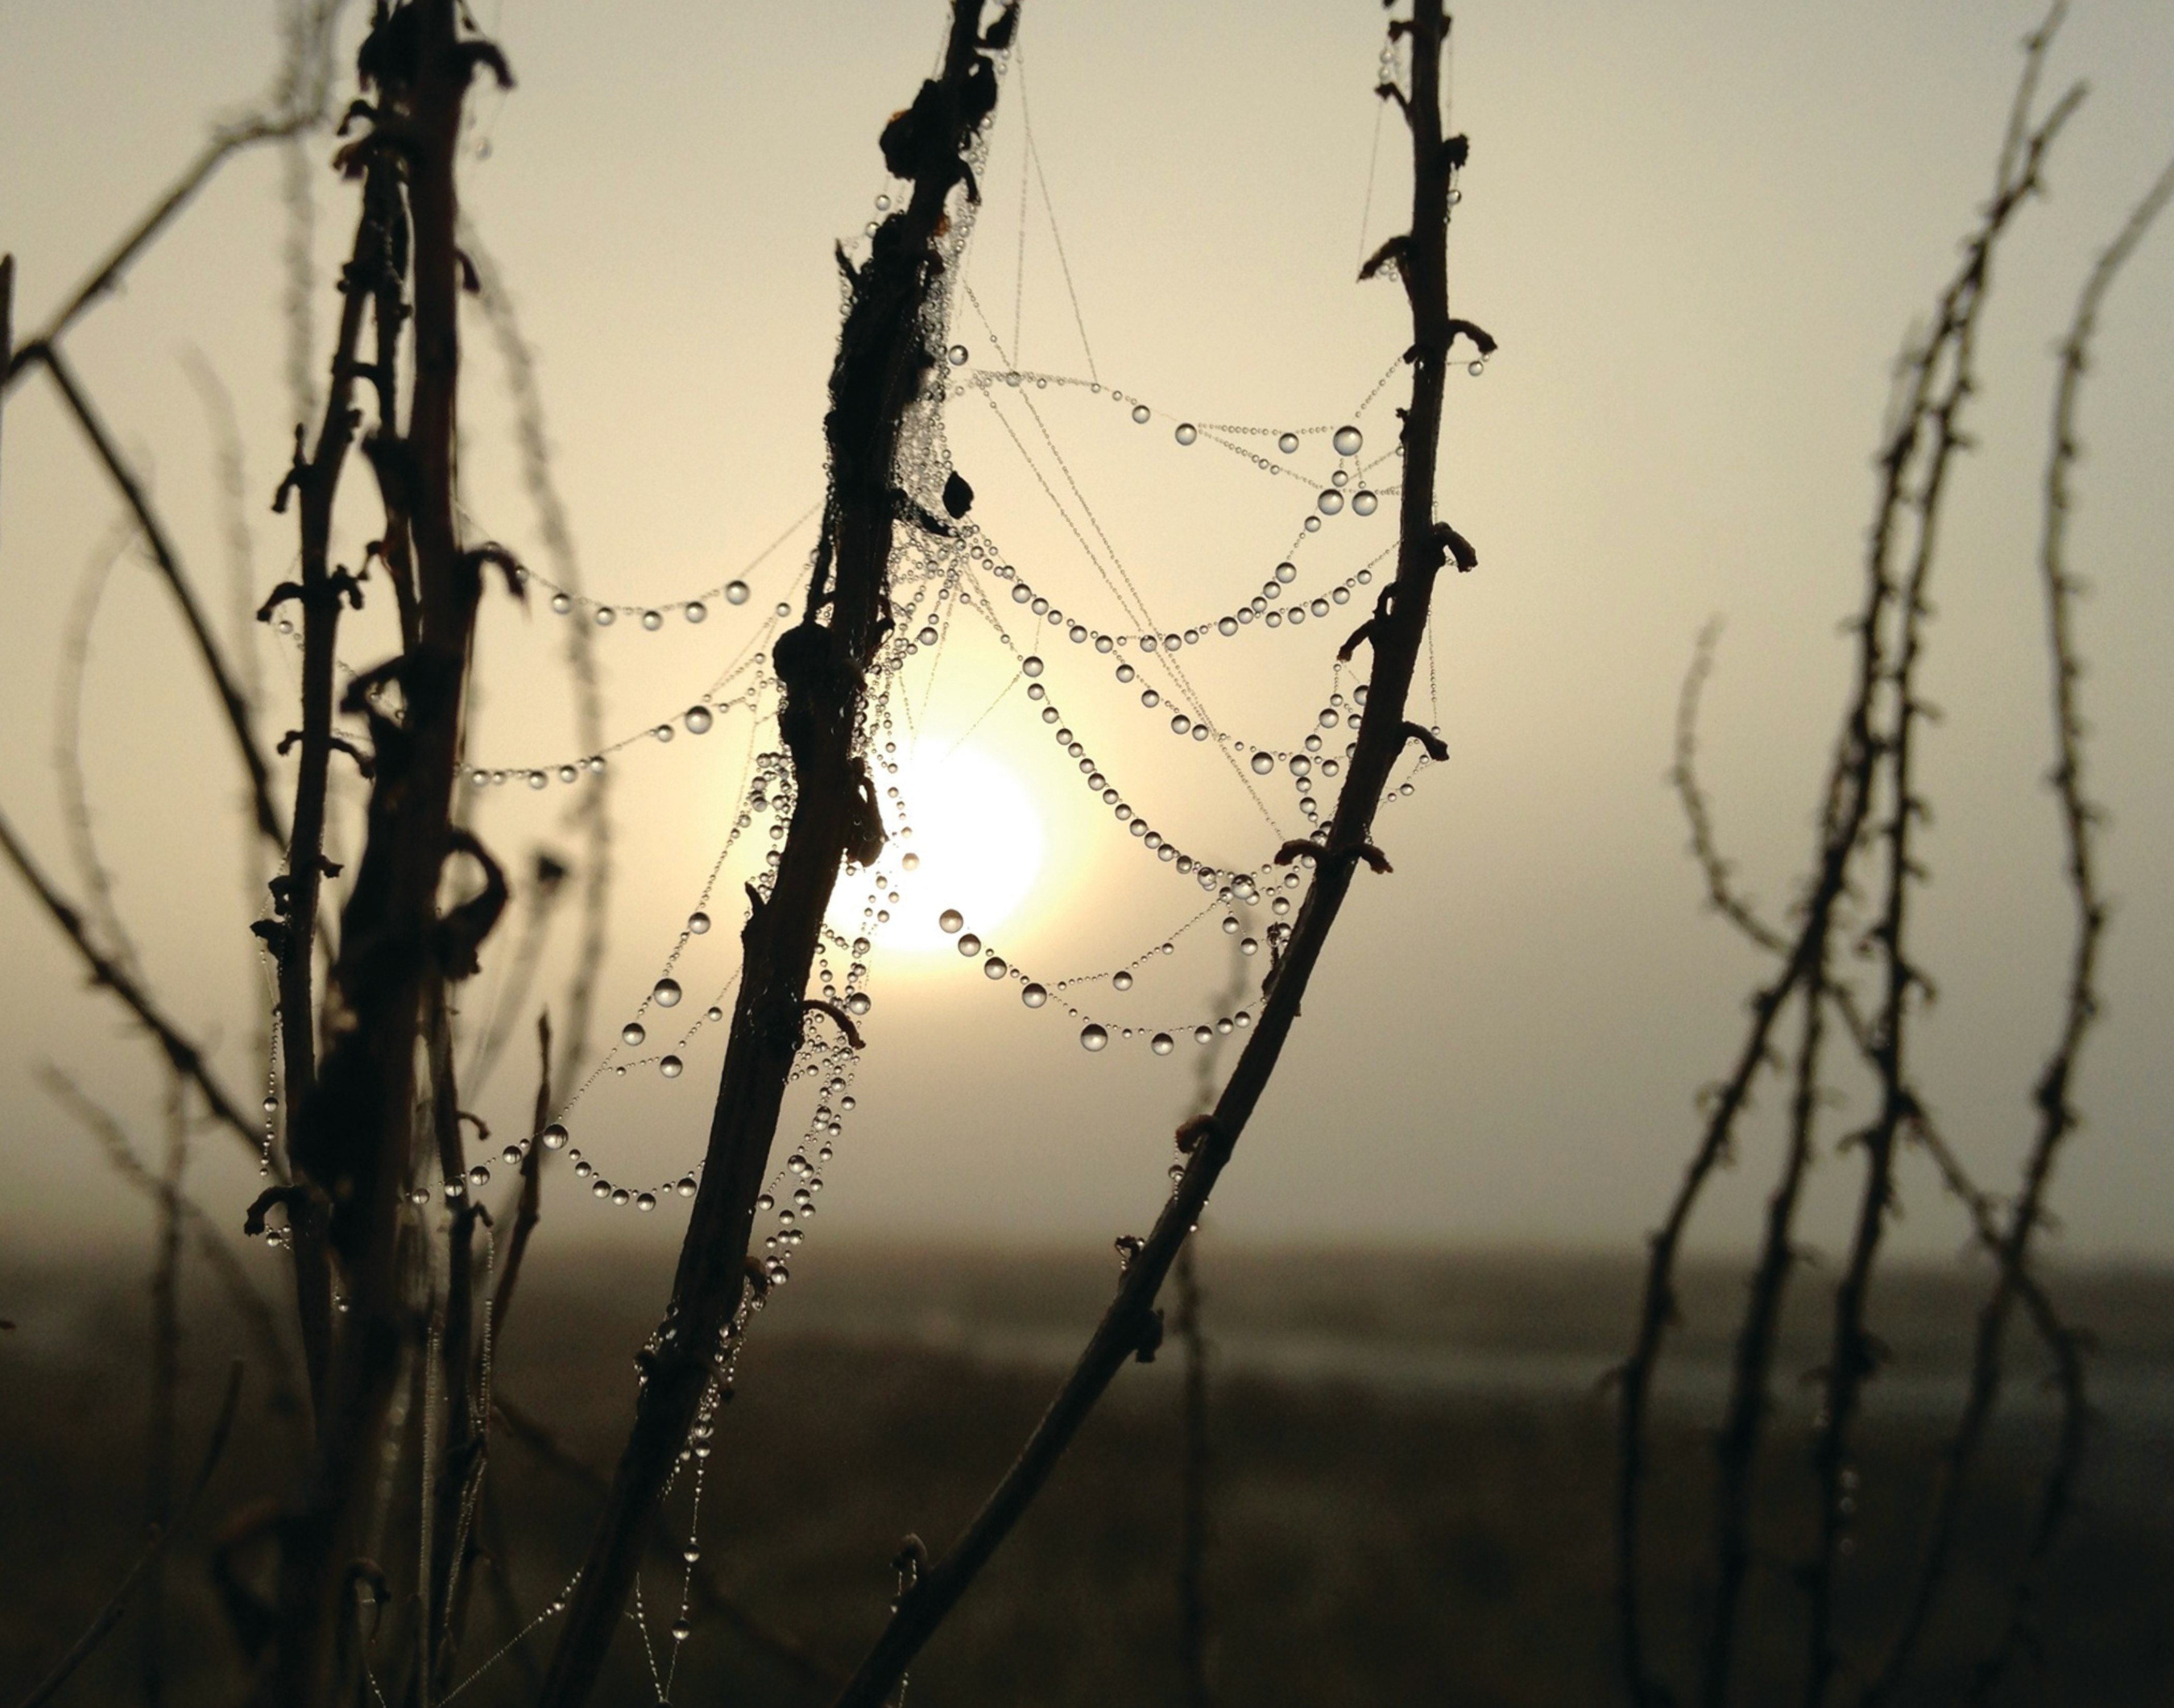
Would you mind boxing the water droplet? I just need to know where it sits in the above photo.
[1113,969,1134,992]
[542,1123,569,1150]
[559,764,578,784]
[677,1176,697,1197]
[1311,598,1329,617]
[1304,516,1321,533]
[846,991,871,1015]
[1217,616,1238,636]
[1275,561,1298,584]
[623,1022,647,1047]
[1251,750,1275,775]
[595,607,617,626]
[1131,404,1151,424]
[1021,982,1048,1008]
[1169,714,1191,735]
[1174,422,1198,446]
[671,1618,692,1642]
[1222,915,1240,934]
[1022,655,1044,678]
[957,933,982,956]
[939,908,964,934]
[637,1192,658,1211]
[688,911,711,934]
[551,593,572,614]
[1332,468,1350,488]
[1195,1026,1214,1046]
[502,1144,522,1165]
[1333,425,1363,457]
[1468,359,1487,378]
[685,705,713,734]
[1080,1023,1109,1052]
[901,851,920,871]
[1290,755,1312,777]
[642,609,663,630]
[1140,688,1161,709]
[1318,489,1344,516]
[468,1164,491,1188]
[1352,489,1378,516]
[1240,937,1259,956]
[1144,1031,1173,1056]
[611,1188,630,1206]
[654,978,683,1008]
[1277,431,1299,454]
[947,343,969,366]
[983,956,1007,979]
[724,580,751,606]
[659,1055,684,1079]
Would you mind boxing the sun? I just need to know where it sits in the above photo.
[876,742,1046,953]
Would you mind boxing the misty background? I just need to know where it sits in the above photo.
[2,0,2169,1278]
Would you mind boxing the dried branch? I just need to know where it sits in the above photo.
[493,1012,552,1337]
[15,1363,245,1708]
[1803,55,2084,1706]
[38,1064,306,1421]
[19,341,285,848]
[0,800,267,1158]
[536,9,1011,1702]
[492,1394,840,1691]
[830,6,1477,1700]
[1671,619,1787,956]
[463,226,616,1086]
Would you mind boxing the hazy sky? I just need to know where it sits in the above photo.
[2,1,2170,1277]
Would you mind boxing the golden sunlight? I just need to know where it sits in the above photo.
[879,742,1046,953]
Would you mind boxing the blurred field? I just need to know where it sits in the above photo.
[4,1244,2170,1705]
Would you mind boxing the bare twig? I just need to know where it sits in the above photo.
[15,1363,245,1708]
[493,1012,552,1337]
[0,803,268,1159]
[1671,619,1787,956]
[830,7,1477,1700]
[1803,53,2084,1706]
[537,10,1012,1702]
[37,1064,305,1421]
[492,1394,840,1690]
[20,341,285,848]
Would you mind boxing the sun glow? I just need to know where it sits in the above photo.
[877,743,1046,954]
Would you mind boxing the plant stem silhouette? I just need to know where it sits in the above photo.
[535,8,1015,1701]
[829,6,1478,1700]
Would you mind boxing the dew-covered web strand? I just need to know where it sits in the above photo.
[1015,38,1099,386]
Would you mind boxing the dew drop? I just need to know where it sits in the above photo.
[1174,422,1198,446]
[1318,489,1345,516]
[642,609,663,630]
[1169,713,1191,735]
[550,593,572,614]
[1131,404,1151,424]
[653,978,683,1007]
[1217,616,1238,636]
[1352,489,1378,516]
[1021,655,1044,678]
[1080,1023,1109,1052]
[1151,1032,1175,1055]
[1113,969,1134,992]
[688,910,711,934]
[1275,561,1298,584]
[1469,359,1487,377]
[957,933,982,956]
[846,991,872,1016]
[638,1192,658,1211]
[468,1164,491,1188]
[1240,937,1260,956]
[939,908,964,934]
[1195,1026,1214,1046]
[983,956,1008,979]
[528,770,548,789]
[947,343,969,366]
[595,606,616,626]
[725,579,751,605]
[502,1144,522,1165]
[559,764,578,784]
[1277,431,1299,454]
[685,600,707,623]
[543,1123,569,1150]
[1021,982,1048,1009]
[677,1176,697,1197]
[1333,424,1363,457]
[623,1022,647,1047]
[901,851,920,871]
[684,705,713,734]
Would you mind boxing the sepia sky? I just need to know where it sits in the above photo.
[1,1,2170,1273]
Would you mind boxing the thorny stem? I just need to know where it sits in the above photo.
[1801,63,2082,1708]
[1615,16,2082,1702]
[23,342,286,849]
[265,6,509,1700]
[1869,138,2174,1708]
[830,6,1473,1701]
[533,7,1012,1704]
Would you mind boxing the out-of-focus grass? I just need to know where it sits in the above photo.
[4,1247,2169,1705]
